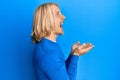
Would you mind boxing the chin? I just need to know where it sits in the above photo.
[59,31,64,35]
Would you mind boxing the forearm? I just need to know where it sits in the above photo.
[65,55,79,80]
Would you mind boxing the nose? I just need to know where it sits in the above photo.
[61,14,65,19]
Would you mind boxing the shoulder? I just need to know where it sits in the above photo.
[34,38,65,60]
[35,39,61,55]
[37,40,59,52]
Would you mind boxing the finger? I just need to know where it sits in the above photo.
[78,43,86,49]
[86,42,90,47]
[75,41,80,45]
[73,41,80,48]
[86,43,93,48]
[84,45,94,52]
[72,41,80,48]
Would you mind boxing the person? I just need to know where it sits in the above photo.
[31,2,94,80]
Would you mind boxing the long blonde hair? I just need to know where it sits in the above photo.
[31,3,58,44]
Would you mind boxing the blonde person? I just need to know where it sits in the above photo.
[31,2,94,80]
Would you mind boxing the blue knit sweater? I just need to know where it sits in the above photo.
[33,38,79,80]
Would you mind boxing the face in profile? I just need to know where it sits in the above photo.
[51,5,65,35]
[31,3,66,43]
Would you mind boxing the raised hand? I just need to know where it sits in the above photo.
[71,41,94,56]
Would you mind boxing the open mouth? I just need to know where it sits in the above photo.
[60,22,63,28]
[60,24,62,28]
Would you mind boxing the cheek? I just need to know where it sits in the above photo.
[54,18,61,27]
[55,17,61,22]
[55,26,61,32]
[55,21,60,27]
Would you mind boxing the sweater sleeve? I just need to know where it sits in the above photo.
[65,55,79,80]
[40,49,79,80]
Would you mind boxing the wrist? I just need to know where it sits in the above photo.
[73,53,79,56]
[69,51,73,56]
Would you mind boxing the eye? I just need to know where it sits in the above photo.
[56,10,62,16]
[56,12,60,16]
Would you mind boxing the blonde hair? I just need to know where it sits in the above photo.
[31,2,58,44]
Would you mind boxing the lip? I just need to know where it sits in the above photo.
[60,22,63,27]
[59,19,64,28]
[60,20,64,24]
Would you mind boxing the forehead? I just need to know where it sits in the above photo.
[52,5,61,12]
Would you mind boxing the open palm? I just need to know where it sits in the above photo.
[71,41,94,56]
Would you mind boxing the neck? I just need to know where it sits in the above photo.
[45,33,57,42]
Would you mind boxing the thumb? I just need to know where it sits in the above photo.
[75,41,80,45]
